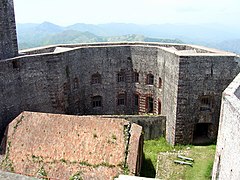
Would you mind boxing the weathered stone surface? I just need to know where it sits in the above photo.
[1,111,143,179]
[1,0,240,150]
[175,55,240,144]
[127,123,143,175]
[212,73,240,180]
[0,0,18,60]
[0,170,39,180]
[101,115,166,140]
[0,42,239,146]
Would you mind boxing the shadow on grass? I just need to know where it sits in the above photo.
[140,153,156,178]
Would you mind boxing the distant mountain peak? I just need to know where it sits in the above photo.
[38,21,61,27]
[37,21,63,33]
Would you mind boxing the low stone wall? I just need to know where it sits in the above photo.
[102,115,166,140]
[212,73,240,180]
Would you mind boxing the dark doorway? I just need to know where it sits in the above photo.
[194,123,209,136]
[193,123,212,145]
[146,97,154,113]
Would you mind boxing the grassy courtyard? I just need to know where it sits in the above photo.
[141,137,216,180]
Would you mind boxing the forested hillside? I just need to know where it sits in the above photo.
[17,22,240,54]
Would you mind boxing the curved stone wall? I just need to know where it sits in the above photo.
[0,43,239,145]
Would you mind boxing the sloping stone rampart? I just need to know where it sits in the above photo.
[1,111,143,179]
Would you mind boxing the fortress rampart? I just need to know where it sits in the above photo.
[2,1,240,179]
[1,42,239,144]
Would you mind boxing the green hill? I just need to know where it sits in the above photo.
[17,22,183,50]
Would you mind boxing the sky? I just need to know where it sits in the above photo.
[14,0,240,26]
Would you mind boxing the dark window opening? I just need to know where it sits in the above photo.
[91,73,101,84]
[117,72,125,82]
[146,74,154,85]
[159,78,162,88]
[133,72,139,82]
[12,60,19,69]
[92,96,102,108]
[146,97,154,113]
[158,101,161,114]
[134,94,139,106]
[200,96,213,112]
[211,64,213,77]
[117,94,126,105]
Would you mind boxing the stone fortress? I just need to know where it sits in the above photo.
[1,0,240,179]
[2,42,239,145]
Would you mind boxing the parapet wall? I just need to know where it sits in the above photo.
[212,73,240,180]
[20,42,235,56]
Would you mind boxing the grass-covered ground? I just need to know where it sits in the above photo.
[141,137,216,180]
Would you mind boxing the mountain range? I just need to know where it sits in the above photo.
[16,22,240,54]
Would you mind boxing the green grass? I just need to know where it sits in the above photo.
[184,145,216,180]
[141,137,216,179]
[143,137,185,166]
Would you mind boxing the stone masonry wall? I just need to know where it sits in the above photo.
[212,73,240,180]
[175,55,240,144]
[0,53,71,138]
[0,45,164,138]
[76,46,162,115]
[0,0,18,60]
[0,42,239,146]
[102,115,166,140]
[157,48,180,145]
